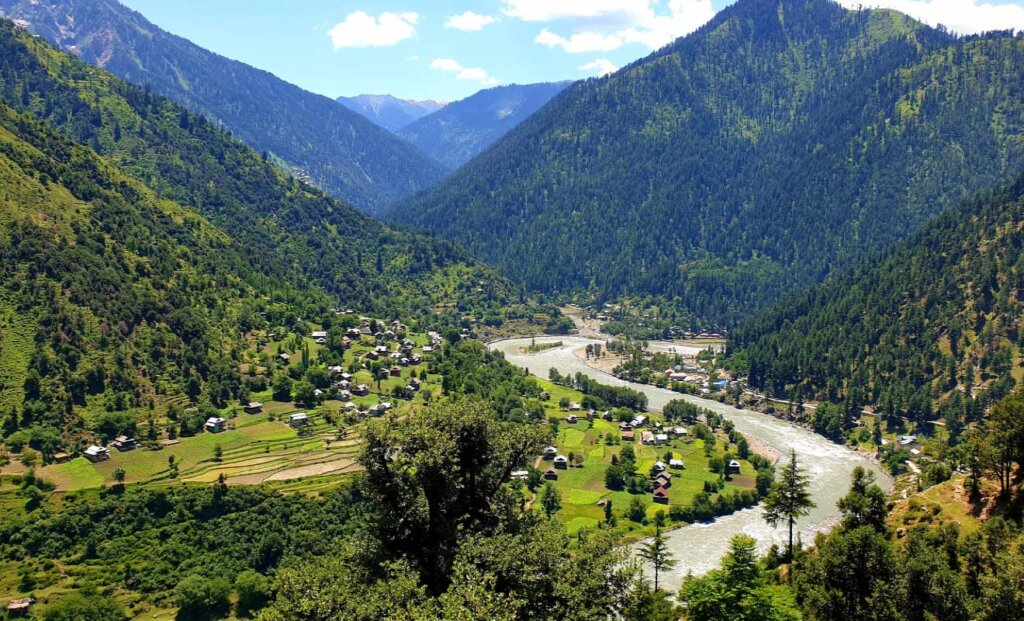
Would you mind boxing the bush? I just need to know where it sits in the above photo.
[176,574,231,620]
[234,570,270,618]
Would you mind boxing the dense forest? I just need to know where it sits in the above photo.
[729,174,1024,428]
[397,82,570,169]
[0,0,448,214]
[390,0,1024,328]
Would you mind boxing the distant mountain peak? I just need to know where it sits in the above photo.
[397,81,571,169]
[336,94,446,133]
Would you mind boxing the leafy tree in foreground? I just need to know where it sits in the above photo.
[680,534,800,621]
[763,450,815,560]
[358,398,548,593]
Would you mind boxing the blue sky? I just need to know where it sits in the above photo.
[120,0,1024,103]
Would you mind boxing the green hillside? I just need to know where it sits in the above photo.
[388,0,1024,328]
[0,19,552,331]
[730,174,1024,426]
[0,98,324,449]
[0,0,448,213]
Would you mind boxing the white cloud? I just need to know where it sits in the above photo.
[835,0,1024,34]
[445,11,496,31]
[536,28,623,52]
[510,0,716,54]
[430,57,500,86]
[328,11,419,49]
[578,58,619,76]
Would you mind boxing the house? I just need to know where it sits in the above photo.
[632,415,647,427]
[655,433,669,445]
[289,413,310,427]
[338,390,352,401]
[279,352,291,363]
[641,431,655,445]
[565,414,578,424]
[314,337,327,345]
[342,401,357,410]
[621,430,635,441]
[652,487,669,504]
[422,345,434,354]
[410,354,422,365]
[673,427,688,437]
[543,446,558,460]
[898,435,918,447]
[111,435,137,451]
[377,368,390,379]
[311,330,328,339]
[336,379,351,390]
[83,445,110,462]
[544,469,558,480]
[409,377,422,390]
[205,417,227,433]
[669,459,685,469]
[652,461,667,473]
[341,372,354,381]
[727,459,741,473]
[553,455,569,469]
[510,470,529,480]
[6,597,34,617]
[244,401,264,414]
[365,351,379,361]
[654,473,672,488]
[619,422,633,431]
[568,401,582,411]
[52,452,71,463]
[390,366,402,377]
[352,384,370,396]
[328,365,344,375]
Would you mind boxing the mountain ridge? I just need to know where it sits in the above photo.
[397,81,571,169]
[387,0,1024,327]
[337,94,446,133]
[0,0,447,214]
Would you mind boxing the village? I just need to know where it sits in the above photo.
[519,374,768,536]
[15,314,449,493]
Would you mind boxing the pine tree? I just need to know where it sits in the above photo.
[763,449,815,560]
[637,524,677,592]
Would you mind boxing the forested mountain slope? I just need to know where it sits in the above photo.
[0,19,545,329]
[337,94,445,133]
[0,18,561,449]
[0,98,324,450]
[389,0,1024,327]
[729,175,1024,423]
[397,82,570,169]
[0,0,447,214]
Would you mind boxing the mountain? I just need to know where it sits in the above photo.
[388,0,1024,327]
[729,175,1024,425]
[397,82,571,169]
[337,94,446,133]
[0,17,563,447]
[0,0,448,214]
[0,93,326,447]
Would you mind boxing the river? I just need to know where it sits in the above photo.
[488,336,891,592]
